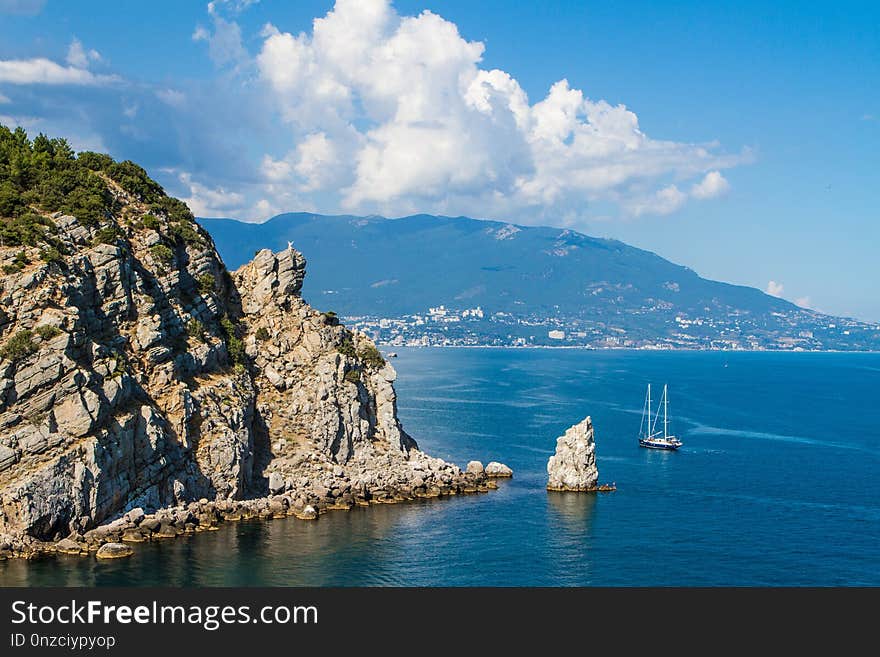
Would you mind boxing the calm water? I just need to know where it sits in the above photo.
[3,349,879,586]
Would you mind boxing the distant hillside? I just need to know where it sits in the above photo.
[200,213,879,350]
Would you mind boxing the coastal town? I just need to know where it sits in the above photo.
[342,303,880,351]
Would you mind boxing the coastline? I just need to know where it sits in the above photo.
[0,468,511,561]
[378,344,880,354]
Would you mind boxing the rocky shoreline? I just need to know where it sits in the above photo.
[0,457,512,560]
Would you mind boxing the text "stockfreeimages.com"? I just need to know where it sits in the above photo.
[10,600,318,631]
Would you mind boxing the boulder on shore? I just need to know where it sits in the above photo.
[55,538,83,555]
[546,416,599,492]
[466,461,484,475]
[95,543,133,559]
[296,505,318,521]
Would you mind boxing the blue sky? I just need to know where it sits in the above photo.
[1,0,877,321]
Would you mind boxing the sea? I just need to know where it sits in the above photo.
[2,348,878,586]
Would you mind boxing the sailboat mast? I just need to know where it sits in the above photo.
[647,384,651,437]
[663,384,668,439]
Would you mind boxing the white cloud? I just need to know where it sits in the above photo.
[3,0,748,227]
[625,184,688,217]
[176,171,246,217]
[0,92,9,104]
[0,0,45,15]
[252,198,278,218]
[795,296,811,309]
[766,281,784,297]
[690,170,730,199]
[66,38,101,69]
[248,0,747,221]
[0,57,117,86]
[193,1,252,68]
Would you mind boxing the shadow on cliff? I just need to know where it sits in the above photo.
[35,241,234,538]
[174,242,274,501]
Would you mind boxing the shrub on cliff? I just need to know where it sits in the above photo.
[0,213,55,247]
[2,250,29,273]
[150,244,174,265]
[39,246,64,265]
[221,316,245,366]
[337,336,357,358]
[141,214,161,230]
[171,221,203,247]
[0,330,37,362]
[358,344,386,369]
[152,196,194,224]
[93,227,120,245]
[187,319,206,341]
[197,273,215,294]
[105,160,164,202]
[338,336,384,368]
[34,325,61,340]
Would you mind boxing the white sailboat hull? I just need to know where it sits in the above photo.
[639,436,683,450]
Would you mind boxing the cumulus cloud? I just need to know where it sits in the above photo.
[0,92,9,104]
[795,296,812,309]
[766,281,784,297]
[1,40,114,87]
[625,184,688,217]
[690,170,730,199]
[0,0,748,226]
[175,171,246,217]
[245,0,746,221]
[0,58,118,85]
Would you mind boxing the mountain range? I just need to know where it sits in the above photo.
[200,213,879,350]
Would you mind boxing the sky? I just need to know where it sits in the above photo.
[0,0,878,321]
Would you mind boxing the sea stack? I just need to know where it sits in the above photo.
[546,416,599,492]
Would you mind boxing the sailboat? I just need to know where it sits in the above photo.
[638,384,683,450]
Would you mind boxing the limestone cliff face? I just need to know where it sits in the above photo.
[234,247,416,467]
[0,178,440,548]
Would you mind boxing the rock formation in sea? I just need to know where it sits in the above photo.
[0,130,508,558]
[485,461,513,478]
[546,416,599,491]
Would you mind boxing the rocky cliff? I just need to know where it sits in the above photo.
[546,417,599,491]
[0,128,499,557]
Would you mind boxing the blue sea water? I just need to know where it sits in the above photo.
[2,348,878,586]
